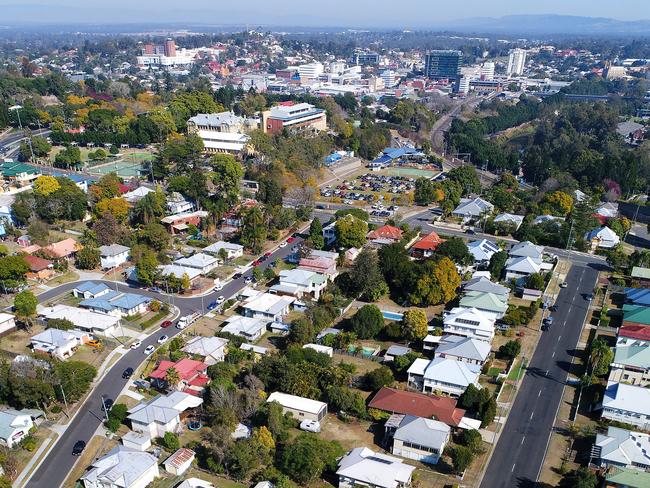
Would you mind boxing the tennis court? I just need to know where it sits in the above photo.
[382,167,440,178]
[88,153,152,178]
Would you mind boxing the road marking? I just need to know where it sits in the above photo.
[530,411,534,420]
[552,351,555,358]
[512,463,516,472]
[557,335,562,341]
[538,390,542,397]
[520,436,526,445]
[545,370,549,377]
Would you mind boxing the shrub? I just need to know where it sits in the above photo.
[162,431,180,451]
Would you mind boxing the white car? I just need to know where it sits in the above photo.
[214,282,224,291]
[300,420,321,433]
[244,276,253,284]
[216,295,226,304]
[144,345,155,355]
[560,282,568,288]
[279,241,287,248]
[157,335,168,344]
[130,340,142,349]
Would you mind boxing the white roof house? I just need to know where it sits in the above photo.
[181,336,229,365]
[158,264,202,281]
[176,479,215,488]
[80,446,159,488]
[391,415,451,465]
[30,328,89,360]
[242,293,295,322]
[202,241,244,259]
[267,391,328,422]
[0,409,38,448]
[221,315,269,341]
[532,214,564,226]
[303,343,334,357]
[269,269,328,299]
[408,357,481,397]
[601,382,650,430]
[174,253,219,274]
[0,313,15,335]
[597,202,619,219]
[505,256,543,282]
[127,391,203,439]
[585,227,620,249]
[452,197,494,220]
[337,447,415,488]
[467,239,500,263]
[123,186,154,203]
[493,213,524,230]
[463,276,509,298]
[509,241,544,260]
[99,244,130,270]
[443,307,495,342]
[37,304,121,338]
[593,426,650,470]
[435,335,491,366]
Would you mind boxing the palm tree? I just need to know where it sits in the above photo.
[165,366,180,391]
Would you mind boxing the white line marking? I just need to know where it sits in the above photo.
[520,436,526,445]
[545,370,549,377]
[530,411,534,420]
[552,351,555,358]
[512,463,516,472]
[538,390,542,397]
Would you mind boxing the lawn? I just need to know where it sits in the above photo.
[508,356,528,381]
[487,367,502,378]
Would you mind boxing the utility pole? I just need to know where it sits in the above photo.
[10,105,35,163]
[566,219,575,251]
[101,395,110,421]
[59,384,69,418]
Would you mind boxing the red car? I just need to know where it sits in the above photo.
[264,252,272,257]
[160,320,173,328]
[252,260,261,266]
[287,237,295,243]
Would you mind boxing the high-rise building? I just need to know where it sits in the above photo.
[506,49,527,77]
[351,51,380,66]
[381,69,399,88]
[164,39,176,58]
[424,50,462,80]
[298,62,324,80]
[480,62,495,81]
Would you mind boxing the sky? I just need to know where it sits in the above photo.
[1,0,650,26]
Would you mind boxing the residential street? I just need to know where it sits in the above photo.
[480,264,599,488]
[24,236,303,488]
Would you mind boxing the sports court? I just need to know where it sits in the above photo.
[87,152,152,178]
[382,166,440,178]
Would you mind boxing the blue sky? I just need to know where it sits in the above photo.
[2,0,649,26]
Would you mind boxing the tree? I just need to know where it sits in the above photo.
[335,215,367,249]
[451,445,474,474]
[162,432,180,451]
[75,247,100,270]
[409,257,460,306]
[240,207,266,254]
[488,251,508,280]
[105,403,128,432]
[95,197,129,223]
[401,309,428,341]
[134,246,159,287]
[364,366,394,391]
[459,429,483,454]
[541,191,573,216]
[278,434,343,485]
[53,146,82,169]
[525,272,545,291]
[47,318,75,330]
[437,237,472,265]
[499,340,521,360]
[55,361,97,401]
[33,176,60,197]
[21,136,51,159]
[589,337,613,377]
[13,290,37,325]
[447,165,481,196]
[309,219,324,250]
[139,222,170,252]
[132,189,166,225]
[348,249,388,302]
[93,211,125,246]
[0,255,29,289]
[211,155,244,206]
[350,304,384,339]
[558,467,597,488]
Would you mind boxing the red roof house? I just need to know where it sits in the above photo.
[42,238,81,259]
[367,225,403,243]
[23,254,54,280]
[410,231,444,258]
[149,358,210,395]
[619,324,650,342]
[368,387,465,427]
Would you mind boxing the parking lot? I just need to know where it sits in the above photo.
[319,171,421,207]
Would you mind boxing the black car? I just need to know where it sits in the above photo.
[122,367,134,379]
[233,272,243,279]
[72,440,86,456]
[101,397,113,412]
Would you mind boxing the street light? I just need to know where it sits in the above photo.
[9,105,35,163]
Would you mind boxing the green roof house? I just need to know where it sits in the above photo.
[606,466,650,488]
[459,291,508,319]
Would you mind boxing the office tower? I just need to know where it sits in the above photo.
[381,70,398,88]
[164,39,177,58]
[481,62,495,81]
[507,49,527,77]
[424,50,462,80]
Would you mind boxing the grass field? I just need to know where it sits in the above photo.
[382,167,440,178]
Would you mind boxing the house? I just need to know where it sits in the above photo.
[123,186,154,204]
[0,409,40,448]
[631,267,650,287]
[160,211,208,235]
[443,307,496,341]
[23,254,54,280]
[345,247,360,265]
[241,293,295,322]
[42,238,80,260]
[174,253,219,275]
[166,192,195,215]
[30,328,90,360]
[303,343,334,357]
[80,446,159,488]
[298,254,338,278]
[158,264,202,283]
[384,345,412,362]
[368,387,466,427]
[585,226,620,249]
[99,244,130,270]
[463,276,509,298]
[596,202,619,221]
[423,334,444,351]
[240,343,268,358]
[407,357,481,396]
[261,103,327,135]
[434,335,491,367]
[617,120,646,144]
[387,414,450,465]
[270,269,327,299]
[187,111,256,154]
[0,161,40,185]
[38,304,121,337]
[410,231,444,258]
[618,323,650,342]
[600,382,650,430]
[181,336,229,365]
[336,447,415,488]
[467,239,500,265]
[593,426,650,470]
[323,221,337,246]
[121,431,151,452]
[624,288,650,307]
[606,467,650,488]
[532,214,564,226]
[72,282,112,299]
[148,358,210,394]
[493,213,524,231]
[367,225,403,245]
[164,448,195,476]
[0,313,16,336]
[509,241,544,260]
[459,292,508,319]
[79,291,151,318]
[221,316,268,341]
[177,479,215,488]
[266,391,327,422]
[451,197,494,221]
[505,256,543,283]
[202,241,244,260]
[609,344,650,386]
[127,391,203,438]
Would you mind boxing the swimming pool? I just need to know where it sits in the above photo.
[382,310,404,321]
[348,345,379,357]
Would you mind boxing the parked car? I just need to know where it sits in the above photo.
[133,379,150,389]
[158,335,168,344]
[101,397,113,412]
[122,367,134,379]
[160,320,173,328]
[214,282,224,291]
[86,340,102,349]
[287,237,296,243]
[144,345,155,355]
[300,420,321,433]
[131,340,142,349]
[233,273,243,279]
[584,293,594,301]
[560,282,568,288]
[252,259,261,266]
[216,295,226,304]
[279,241,287,248]
[244,276,253,284]
[72,440,86,456]
[465,228,476,235]
[264,252,272,257]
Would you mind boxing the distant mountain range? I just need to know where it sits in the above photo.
[1,6,650,37]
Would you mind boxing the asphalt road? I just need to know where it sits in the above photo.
[480,264,599,488]
[0,129,51,157]
[25,235,303,488]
